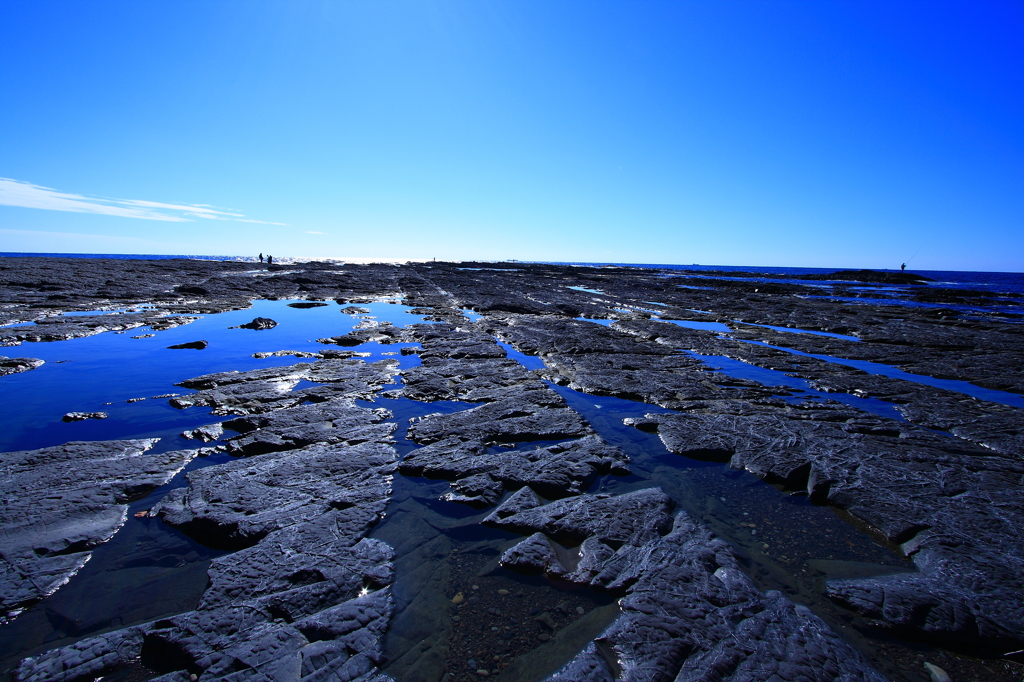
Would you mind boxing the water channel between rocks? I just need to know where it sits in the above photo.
[0,300,428,680]
[0,300,1011,682]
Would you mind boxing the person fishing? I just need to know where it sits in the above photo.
[267,255,273,265]
[901,263,906,271]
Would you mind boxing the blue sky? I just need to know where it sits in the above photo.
[1,1,1021,271]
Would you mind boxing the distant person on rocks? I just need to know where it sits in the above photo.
[267,255,273,265]
[259,253,264,263]
[901,263,906,271]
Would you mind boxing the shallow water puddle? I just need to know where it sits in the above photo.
[681,350,907,421]
[365,394,619,682]
[0,300,441,679]
[733,321,861,341]
[660,318,732,332]
[734,338,1024,409]
[480,333,959,680]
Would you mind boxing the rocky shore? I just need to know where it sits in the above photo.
[1,256,1022,682]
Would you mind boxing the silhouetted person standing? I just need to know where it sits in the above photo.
[267,255,273,265]
[901,263,906,271]
[259,253,264,263]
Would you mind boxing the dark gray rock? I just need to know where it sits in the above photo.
[490,489,886,682]
[61,411,108,422]
[629,404,1024,652]
[286,301,328,308]
[221,399,395,457]
[16,518,396,682]
[394,357,544,403]
[484,487,674,548]
[15,395,400,682]
[440,473,505,508]
[237,316,278,330]
[401,434,629,502]
[407,390,590,446]
[0,440,195,624]
[155,440,395,549]
[317,324,405,347]
[167,339,208,350]
[0,356,44,377]
[170,358,398,415]
[181,423,224,442]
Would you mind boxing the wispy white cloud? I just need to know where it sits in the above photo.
[0,178,287,225]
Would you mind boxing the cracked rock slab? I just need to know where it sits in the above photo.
[171,358,399,415]
[154,440,396,550]
[630,403,1024,652]
[488,488,886,682]
[0,440,195,624]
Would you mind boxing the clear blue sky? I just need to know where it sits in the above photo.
[1,1,1021,271]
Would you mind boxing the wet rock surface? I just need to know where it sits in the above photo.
[13,369,401,682]
[0,357,43,377]
[170,358,399,415]
[61,411,108,422]
[0,440,195,625]
[235,317,277,330]
[167,340,208,350]
[2,257,1023,681]
[628,401,1024,652]
[489,488,888,682]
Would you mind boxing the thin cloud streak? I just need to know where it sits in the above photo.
[0,178,287,225]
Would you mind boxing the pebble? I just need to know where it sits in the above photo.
[452,592,464,605]
[472,584,480,590]
[538,633,551,642]
[497,589,509,595]
[453,616,461,622]
[468,659,477,669]
[576,606,585,615]
[189,676,197,682]
[476,670,489,677]
[491,627,499,632]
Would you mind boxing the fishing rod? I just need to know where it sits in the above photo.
[905,242,929,264]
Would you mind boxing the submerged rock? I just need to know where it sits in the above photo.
[0,440,195,625]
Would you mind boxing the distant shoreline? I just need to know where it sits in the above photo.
[2,252,1021,277]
